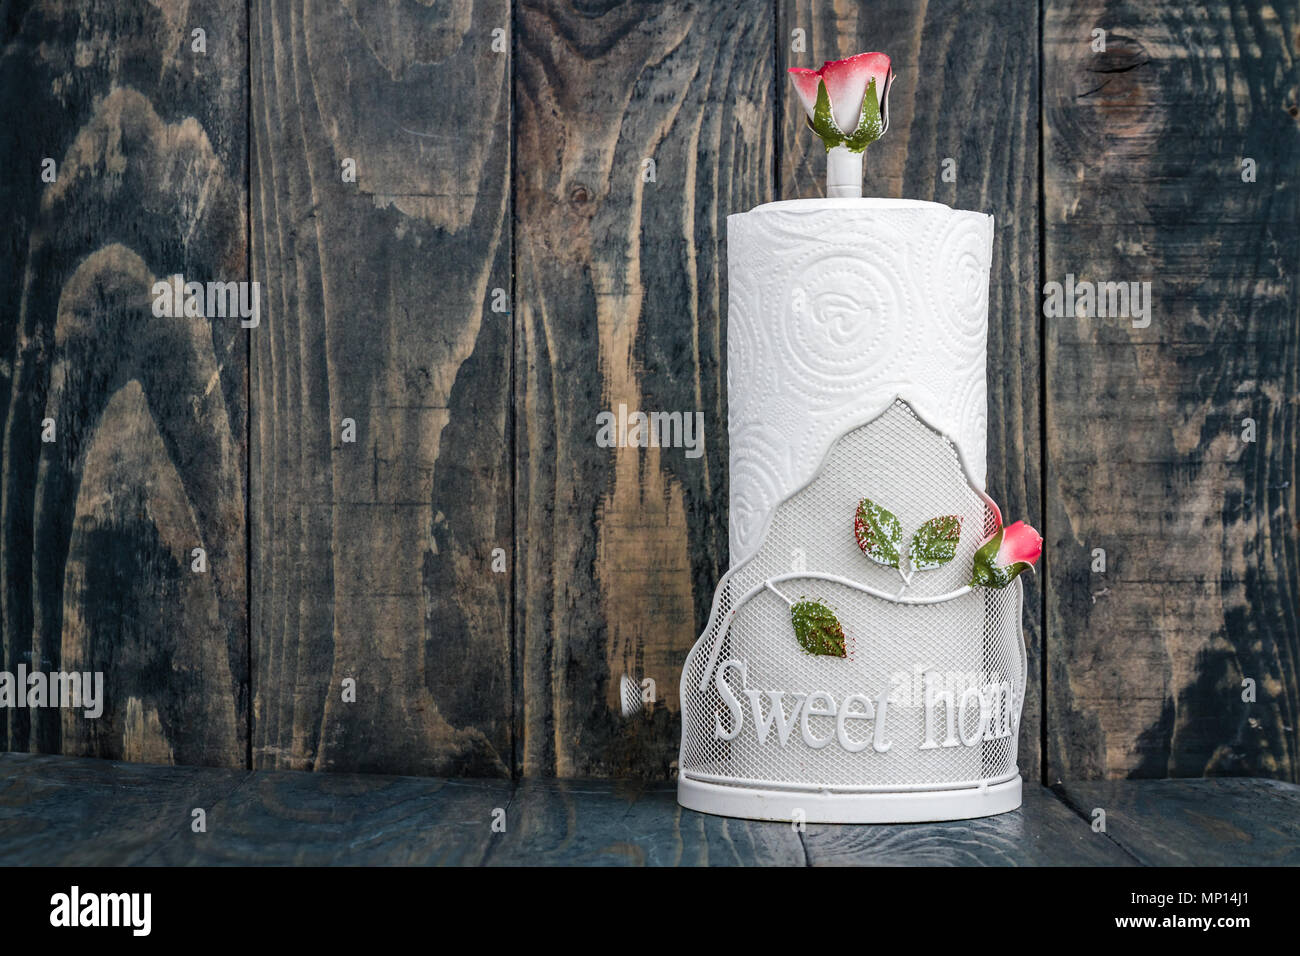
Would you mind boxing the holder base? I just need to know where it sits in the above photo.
[677,774,1022,824]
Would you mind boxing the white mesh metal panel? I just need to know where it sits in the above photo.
[680,400,1026,798]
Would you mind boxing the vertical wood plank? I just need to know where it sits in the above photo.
[779,0,1044,777]
[0,0,249,766]
[514,0,775,775]
[250,0,513,775]
[1044,1,1299,780]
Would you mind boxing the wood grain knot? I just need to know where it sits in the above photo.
[1077,35,1149,106]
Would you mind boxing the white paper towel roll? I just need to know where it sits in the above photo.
[727,198,994,566]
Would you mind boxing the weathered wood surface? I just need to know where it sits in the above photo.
[0,0,249,766]
[513,0,774,776]
[779,0,1045,778]
[249,0,512,775]
[151,768,510,865]
[1059,777,1300,865]
[4,754,1295,866]
[1044,1,1300,781]
[484,779,806,866]
[0,753,249,866]
[801,782,1131,865]
[0,751,508,865]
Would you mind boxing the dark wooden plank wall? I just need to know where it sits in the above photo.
[1,0,249,766]
[1,0,1295,785]
[1044,0,1299,781]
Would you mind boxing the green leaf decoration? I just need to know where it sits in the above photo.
[842,78,883,153]
[854,498,902,568]
[791,599,847,658]
[809,78,844,151]
[908,515,962,571]
[969,528,1034,589]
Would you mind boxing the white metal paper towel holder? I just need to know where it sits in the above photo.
[678,399,1026,824]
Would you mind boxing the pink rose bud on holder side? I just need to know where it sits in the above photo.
[970,499,1044,590]
[788,52,894,198]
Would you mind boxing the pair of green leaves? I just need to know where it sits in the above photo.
[784,498,961,660]
[808,77,883,153]
[854,498,962,572]
[784,499,961,660]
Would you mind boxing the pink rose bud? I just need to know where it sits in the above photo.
[996,521,1044,569]
[788,52,893,149]
[970,504,1043,590]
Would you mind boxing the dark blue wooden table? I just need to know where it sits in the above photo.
[1,754,1294,866]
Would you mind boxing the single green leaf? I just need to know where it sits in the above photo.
[842,77,883,153]
[790,599,847,658]
[809,78,845,151]
[908,514,962,571]
[969,528,1034,589]
[854,498,902,568]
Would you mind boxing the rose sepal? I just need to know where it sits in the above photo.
[805,78,883,153]
[969,517,1043,590]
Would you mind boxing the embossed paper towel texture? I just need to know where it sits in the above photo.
[726,201,994,566]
